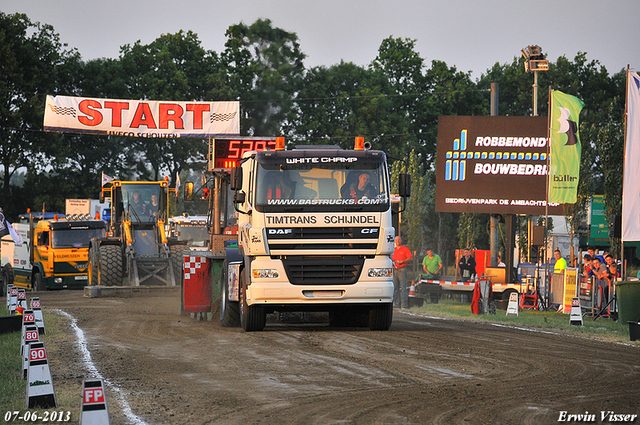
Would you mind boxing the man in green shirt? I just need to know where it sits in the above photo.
[422,248,443,279]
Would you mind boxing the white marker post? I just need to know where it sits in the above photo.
[16,288,27,313]
[506,292,519,317]
[30,297,46,335]
[21,311,36,356]
[80,379,110,425]
[569,297,583,326]
[9,286,18,313]
[22,325,40,379]
[26,341,57,408]
[6,284,14,309]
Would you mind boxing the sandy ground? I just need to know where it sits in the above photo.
[34,289,640,425]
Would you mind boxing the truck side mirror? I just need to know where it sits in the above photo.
[234,192,246,204]
[231,166,243,191]
[399,173,411,197]
[184,182,194,201]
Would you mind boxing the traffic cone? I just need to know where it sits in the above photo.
[409,281,416,296]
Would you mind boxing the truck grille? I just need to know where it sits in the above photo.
[282,256,364,285]
[266,227,379,253]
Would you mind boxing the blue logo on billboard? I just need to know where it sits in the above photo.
[445,130,467,181]
[446,129,549,182]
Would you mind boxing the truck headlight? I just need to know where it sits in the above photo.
[368,268,393,278]
[54,277,62,283]
[253,269,279,279]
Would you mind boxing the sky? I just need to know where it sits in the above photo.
[3,0,639,79]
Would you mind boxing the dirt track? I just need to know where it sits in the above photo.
[38,289,640,425]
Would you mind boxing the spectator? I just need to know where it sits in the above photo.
[582,254,593,278]
[553,249,567,273]
[458,248,476,283]
[391,236,412,309]
[497,253,506,267]
[591,257,608,280]
[591,257,610,304]
[607,263,619,282]
[587,246,605,265]
[422,248,443,279]
[604,253,620,278]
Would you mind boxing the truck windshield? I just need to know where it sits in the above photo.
[122,184,162,223]
[254,156,390,213]
[52,227,106,248]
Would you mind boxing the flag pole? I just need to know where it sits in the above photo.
[545,88,552,308]
[622,65,629,278]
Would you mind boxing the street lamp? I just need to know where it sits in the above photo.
[521,45,549,116]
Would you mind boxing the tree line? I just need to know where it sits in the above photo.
[0,12,627,264]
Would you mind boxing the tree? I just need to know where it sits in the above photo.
[390,150,429,256]
[0,12,82,218]
[116,30,225,181]
[294,61,407,154]
[223,19,306,136]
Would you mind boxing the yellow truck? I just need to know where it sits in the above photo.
[1,214,106,292]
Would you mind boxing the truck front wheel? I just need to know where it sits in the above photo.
[239,270,266,331]
[33,272,45,292]
[369,303,393,330]
[220,261,240,327]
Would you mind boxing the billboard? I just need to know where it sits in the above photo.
[435,116,565,215]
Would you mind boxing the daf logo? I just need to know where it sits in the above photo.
[268,228,293,235]
[360,228,379,234]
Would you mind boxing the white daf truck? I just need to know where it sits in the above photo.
[217,137,411,331]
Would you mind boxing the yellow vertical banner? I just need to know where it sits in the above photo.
[562,268,578,313]
[549,91,584,204]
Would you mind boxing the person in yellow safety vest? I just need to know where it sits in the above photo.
[553,249,567,273]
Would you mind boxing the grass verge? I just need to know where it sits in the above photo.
[0,304,78,417]
[411,299,635,343]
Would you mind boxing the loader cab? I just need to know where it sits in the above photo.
[102,181,169,234]
[92,180,174,287]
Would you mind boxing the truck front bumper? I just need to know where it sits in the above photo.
[246,256,394,305]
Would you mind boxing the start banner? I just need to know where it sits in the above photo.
[44,95,239,138]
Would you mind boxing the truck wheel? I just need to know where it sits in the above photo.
[239,270,265,331]
[100,245,124,286]
[33,272,45,292]
[502,289,517,301]
[169,245,186,286]
[369,303,393,330]
[220,261,240,327]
